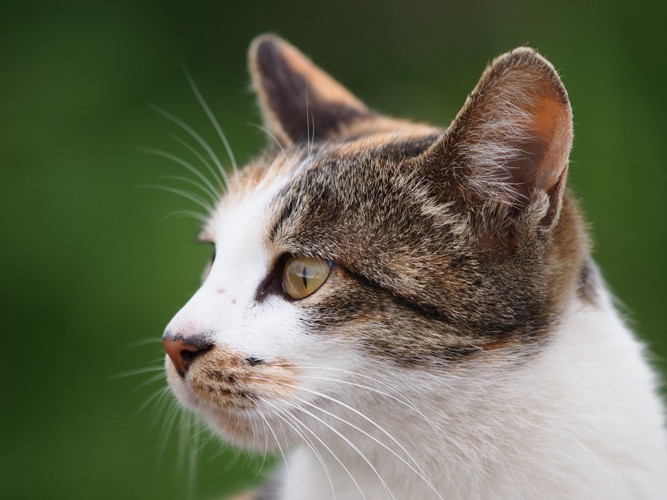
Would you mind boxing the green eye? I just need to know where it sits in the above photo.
[282,256,333,299]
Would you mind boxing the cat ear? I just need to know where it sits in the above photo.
[249,34,372,145]
[419,47,573,240]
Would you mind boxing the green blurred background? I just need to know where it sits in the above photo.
[2,0,665,498]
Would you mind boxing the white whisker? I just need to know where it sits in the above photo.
[187,415,202,500]
[163,210,209,223]
[247,399,271,476]
[183,67,238,175]
[108,365,165,381]
[138,183,214,213]
[272,363,456,449]
[159,174,218,203]
[134,385,172,419]
[283,398,395,500]
[134,372,167,392]
[149,104,230,187]
[157,395,181,460]
[128,337,163,347]
[268,401,338,500]
[247,122,287,159]
[169,133,225,189]
[139,147,219,201]
[250,376,442,499]
[263,398,353,500]
[293,373,458,454]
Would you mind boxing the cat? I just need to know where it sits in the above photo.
[161,34,667,499]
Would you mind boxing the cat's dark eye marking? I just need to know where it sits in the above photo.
[255,253,291,303]
[347,268,455,326]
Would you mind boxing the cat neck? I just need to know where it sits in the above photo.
[276,288,667,499]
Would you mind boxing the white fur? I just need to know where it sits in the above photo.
[276,288,667,499]
[166,182,667,499]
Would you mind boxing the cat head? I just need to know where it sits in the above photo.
[163,34,586,448]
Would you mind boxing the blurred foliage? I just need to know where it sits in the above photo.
[1,0,665,498]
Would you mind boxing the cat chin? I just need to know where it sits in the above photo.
[200,409,262,447]
[165,362,263,447]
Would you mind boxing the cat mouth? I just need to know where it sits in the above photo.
[165,346,299,414]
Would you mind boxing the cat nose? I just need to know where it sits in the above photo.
[162,333,213,377]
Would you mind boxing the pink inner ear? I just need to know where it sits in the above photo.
[530,95,572,192]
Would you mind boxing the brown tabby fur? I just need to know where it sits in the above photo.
[210,35,592,366]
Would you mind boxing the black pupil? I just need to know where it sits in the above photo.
[301,265,308,288]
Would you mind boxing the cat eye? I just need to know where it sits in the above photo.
[282,256,333,300]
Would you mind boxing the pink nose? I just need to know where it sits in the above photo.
[162,335,212,377]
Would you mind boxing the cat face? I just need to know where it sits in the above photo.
[163,35,585,448]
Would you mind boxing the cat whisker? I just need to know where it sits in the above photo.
[133,372,167,392]
[108,365,165,381]
[293,81,314,212]
[296,374,448,443]
[305,78,314,162]
[183,67,238,175]
[247,122,287,159]
[163,210,209,223]
[270,361,428,409]
[266,363,453,448]
[138,183,215,213]
[247,406,261,462]
[249,398,291,486]
[159,175,218,203]
[176,409,208,497]
[176,410,190,483]
[282,398,395,500]
[128,337,163,347]
[269,400,338,500]
[157,394,182,459]
[298,366,470,460]
[187,415,206,499]
[219,446,242,475]
[246,398,271,477]
[169,133,226,190]
[263,398,352,500]
[250,376,441,499]
[135,385,172,420]
[149,104,230,188]
[139,147,220,201]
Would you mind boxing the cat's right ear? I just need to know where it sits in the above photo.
[417,47,573,250]
[248,34,372,146]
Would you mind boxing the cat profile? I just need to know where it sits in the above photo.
[161,34,667,499]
